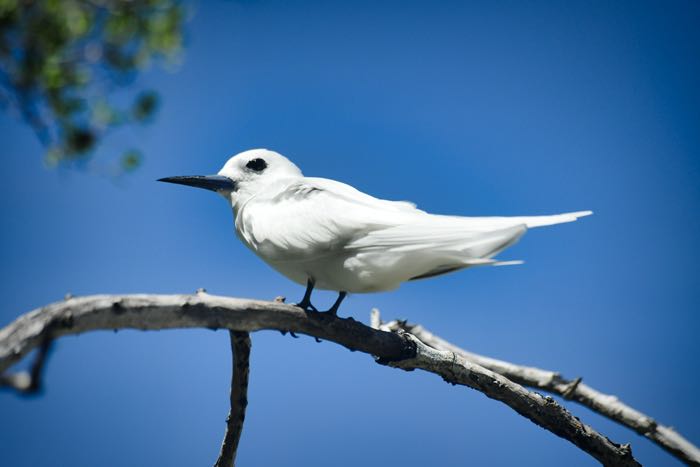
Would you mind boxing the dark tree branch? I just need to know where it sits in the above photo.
[0,293,649,466]
[378,317,700,466]
[214,331,251,467]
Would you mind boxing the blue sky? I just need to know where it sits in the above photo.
[1,1,699,465]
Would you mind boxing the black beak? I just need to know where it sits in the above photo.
[157,175,236,192]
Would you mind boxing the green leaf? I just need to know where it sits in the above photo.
[0,0,187,172]
[132,91,159,122]
[64,126,96,156]
[120,150,142,172]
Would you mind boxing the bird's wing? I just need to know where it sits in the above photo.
[235,178,427,260]
[238,176,590,279]
[344,211,591,282]
[348,221,527,259]
[301,177,424,214]
[346,209,591,261]
[348,210,592,251]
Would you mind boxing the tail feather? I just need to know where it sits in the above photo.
[409,258,524,281]
[436,210,593,232]
[461,258,524,267]
[518,210,593,228]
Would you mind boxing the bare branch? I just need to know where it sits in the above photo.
[214,331,251,467]
[0,337,52,394]
[382,319,700,466]
[0,293,642,465]
[390,333,639,466]
[0,294,414,375]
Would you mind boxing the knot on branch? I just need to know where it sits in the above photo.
[562,377,583,400]
[374,329,417,366]
[643,419,658,435]
[619,443,634,459]
[111,299,126,315]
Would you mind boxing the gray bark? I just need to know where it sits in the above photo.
[379,318,700,466]
[0,293,653,466]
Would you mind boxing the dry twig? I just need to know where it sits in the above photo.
[214,331,251,467]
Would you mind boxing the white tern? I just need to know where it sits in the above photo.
[159,149,591,315]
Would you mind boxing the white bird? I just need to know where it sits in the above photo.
[159,149,591,315]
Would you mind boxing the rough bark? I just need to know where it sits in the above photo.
[380,319,700,466]
[0,292,656,466]
[214,331,251,467]
[0,293,415,374]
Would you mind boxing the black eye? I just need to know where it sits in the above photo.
[246,158,267,172]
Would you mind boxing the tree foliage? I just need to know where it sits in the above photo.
[0,0,186,171]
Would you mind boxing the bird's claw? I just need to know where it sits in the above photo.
[323,291,346,316]
[294,301,318,313]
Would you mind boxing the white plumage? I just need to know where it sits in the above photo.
[224,150,590,292]
[161,148,591,313]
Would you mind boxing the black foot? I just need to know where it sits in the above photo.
[325,291,347,316]
[294,278,318,312]
[295,299,318,313]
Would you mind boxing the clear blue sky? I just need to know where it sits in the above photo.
[2,1,699,465]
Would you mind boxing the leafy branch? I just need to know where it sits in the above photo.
[0,0,186,171]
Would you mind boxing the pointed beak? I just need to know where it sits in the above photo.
[157,175,236,192]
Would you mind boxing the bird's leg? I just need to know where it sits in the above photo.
[326,291,347,316]
[295,279,318,312]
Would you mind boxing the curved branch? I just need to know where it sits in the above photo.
[214,331,251,467]
[0,336,52,394]
[381,319,700,466]
[0,293,639,466]
[0,293,414,374]
[390,332,638,466]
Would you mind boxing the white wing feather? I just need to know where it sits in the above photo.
[235,177,590,289]
[236,178,421,259]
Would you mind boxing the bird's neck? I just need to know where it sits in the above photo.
[230,176,301,215]
[229,189,253,217]
[228,180,270,215]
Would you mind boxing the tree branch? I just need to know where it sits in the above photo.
[0,293,644,465]
[0,336,52,394]
[214,331,251,467]
[0,294,414,375]
[380,319,700,466]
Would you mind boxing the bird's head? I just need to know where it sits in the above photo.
[158,149,303,205]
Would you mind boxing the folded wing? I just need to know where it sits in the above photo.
[237,176,590,285]
[235,178,422,260]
